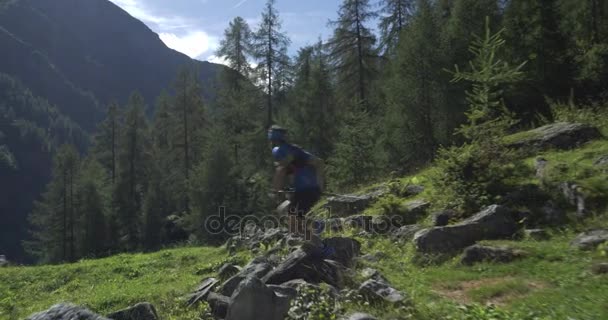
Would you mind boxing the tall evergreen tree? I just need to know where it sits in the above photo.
[384,0,444,166]
[328,0,378,106]
[76,158,108,258]
[252,0,291,126]
[114,92,149,250]
[216,17,254,86]
[92,102,121,184]
[378,0,416,54]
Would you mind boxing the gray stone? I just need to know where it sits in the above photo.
[432,210,456,227]
[219,257,273,297]
[207,292,230,319]
[26,304,110,320]
[226,276,292,320]
[343,313,378,320]
[344,215,373,231]
[391,225,424,242]
[571,229,608,250]
[414,205,519,254]
[107,302,159,320]
[403,185,425,197]
[188,277,220,306]
[273,279,340,298]
[591,263,608,275]
[360,268,388,283]
[326,187,389,217]
[404,200,430,218]
[218,263,241,280]
[358,279,407,305]
[322,237,361,267]
[507,122,601,151]
[525,229,550,241]
[595,155,608,166]
[461,245,527,265]
[263,247,345,288]
[559,182,587,217]
[535,157,549,180]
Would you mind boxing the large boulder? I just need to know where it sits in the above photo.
[225,276,292,320]
[461,245,527,265]
[391,225,424,242]
[413,205,519,254]
[592,263,608,275]
[322,237,361,267]
[326,186,389,217]
[207,292,230,319]
[188,277,220,306]
[432,210,456,227]
[571,229,608,250]
[26,304,110,320]
[507,122,601,151]
[107,303,159,320]
[219,257,273,296]
[358,279,407,305]
[218,263,241,281]
[263,246,345,288]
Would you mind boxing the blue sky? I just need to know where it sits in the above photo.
[108,0,350,64]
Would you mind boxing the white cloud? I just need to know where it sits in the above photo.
[206,55,230,66]
[159,31,219,59]
[110,0,191,30]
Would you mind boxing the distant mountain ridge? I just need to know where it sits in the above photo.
[0,0,224,262]
[0,0,222,130]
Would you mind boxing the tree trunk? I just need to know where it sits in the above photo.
[355,0,366,104]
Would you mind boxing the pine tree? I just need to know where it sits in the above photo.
[383,0,444,167]
[114,92,149,250]
[25,144,79,262]
[252,0,291,126]
[216,16,254,87]
[328,0,378,106]
[92,102,121,184]
[76,158,109,258]
[378,0,416,54]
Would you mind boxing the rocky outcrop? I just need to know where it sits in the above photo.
[571,229,608,250]
[414,205,519,254]
[263,247,345,288]
[432,210,456,227]
[219,257,273,297]
[225,276,292,320]
[326,186,389,217]
[591,263,608,275]
[218,263,241,280]
[322,237,362,267]
[507,122,601,151]
[188,277,220,306]
[107,302,159,320]
[461,245,527,265]
[391,225,424,242]
[207,292,230,319]
[26,304,110,320]
[358,279,407,305]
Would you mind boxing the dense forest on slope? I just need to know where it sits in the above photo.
[19,0,608,264]
[0,0,226,262]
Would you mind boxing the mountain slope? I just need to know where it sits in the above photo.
[0,0,222,130]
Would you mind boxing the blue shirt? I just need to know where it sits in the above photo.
[274,143,319,191]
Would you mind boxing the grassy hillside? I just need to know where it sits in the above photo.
[0,246,252,320]
[2,121,608,320]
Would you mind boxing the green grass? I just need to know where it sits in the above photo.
[0,246,252,320]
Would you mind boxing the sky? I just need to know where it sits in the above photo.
[108,0,346,65]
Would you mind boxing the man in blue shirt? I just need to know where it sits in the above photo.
[268,125,324,238]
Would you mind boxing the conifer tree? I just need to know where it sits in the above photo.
[378,0,415,54]
[92,102,121,184]
[216,16,254,87]
[76,158,108,258]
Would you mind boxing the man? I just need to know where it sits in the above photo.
[268,125,324,238]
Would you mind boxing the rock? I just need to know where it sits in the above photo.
[461,245,527,265]
[0,255,7,267]
[571,229,608,250]
[226,276,292,320]
[277,278,339,297]
[325,218,345,233]
[432,210,456,227]
[507,122,601,151]
[343,313,378,320]
[535,157,549,180]
[595,155,608,166]
[401,200,431,223]
[525,229,550,241]
[591,263,608,275]
[403,185,425,197]
[322,237,361,267]
[188,277,220,306]
[391,224,424,243]
[261,228,286,245]
[361,268,388,283]
[358,279,407,305]
[26,304,110,320]
[344,215,373,231]
[263,247,345,288]
[414,205,519,254]
[559,182,587,217]
[218,263,241,280]
[107,302,159,320]
[326,187,389,217]
[207,292,230,319]
[540,201,567,225]
[219,257,273,296]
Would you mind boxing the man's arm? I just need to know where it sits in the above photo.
[272,160,289,192]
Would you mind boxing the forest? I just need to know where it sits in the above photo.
[22,0,608,264]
